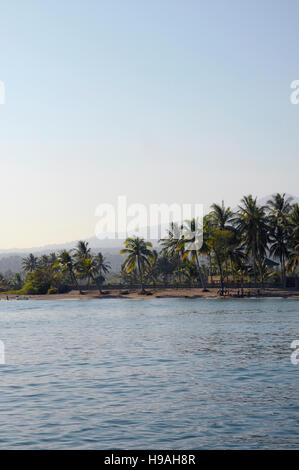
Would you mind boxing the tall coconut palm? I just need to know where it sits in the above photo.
[206,228,234,291]
[120,237,154,293]
[94,252,110,276]
[209,202,235,282]
[287,203,299,276]
[57,250,79,291]
[232,195,269,287]
[39,254,50,268]
[74,240,91,261]
[156,252,177,286]
[160,222,184,257]
[94,252,111,292]
[48,252,57,266]
[74,240,91,260]
[160,222,185,284]
[76,257,104,293]
[74,241,92,287]
[143,249,159,285]
[267,194,292,287]
[210,201,233,230]
[22,253,39,273]
[11,273,23,290]
[268,225,290,287]
[178,218,207,290]
[289,203,299,241]
[287,243,299,274]
[267,193,293,222]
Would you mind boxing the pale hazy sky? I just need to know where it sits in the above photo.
[0,0,298,249]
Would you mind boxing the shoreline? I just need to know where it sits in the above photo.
[1,287,299,300]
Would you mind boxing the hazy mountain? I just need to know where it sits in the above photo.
[0,248,125,276]
[0,256,23,276]
[231,193,299,211]
[257,193,299,207]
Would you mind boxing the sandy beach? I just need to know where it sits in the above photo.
[1,287,299,300]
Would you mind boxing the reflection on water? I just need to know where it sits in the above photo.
[0,298,298,449]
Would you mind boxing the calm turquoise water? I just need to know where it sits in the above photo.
[0,298,298,449]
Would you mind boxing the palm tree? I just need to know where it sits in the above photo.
[94,252,111,277]
[22,253,39,273]
[209,202,235,283]
[287,203,299,278]
[76,257,104,294]
[178,218,207,290]
[180,259,199,285]
[267,193,293,221]
[120,237,154,293]
[57,250,79,291]
[11,273,23,290]
[74,240,91,261]
[39,254,50,268]
[74,241,92,287]
[48,252,57,266]
[160,222,184,256]
[93,252,111,292]
[268,224,290,287]
[160,222,185,285]
[289,203,299,252]
[232,195,269,287]
[267,194,292,287]
[210,201,233,229]
[287,243,299,275]
[156,252,177,286]
[207,228,234,291]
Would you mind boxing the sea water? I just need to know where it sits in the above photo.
[0,298,298,449]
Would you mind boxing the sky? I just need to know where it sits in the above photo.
[0,0,298,249]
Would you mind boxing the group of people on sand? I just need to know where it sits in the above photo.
[217,288,261,298]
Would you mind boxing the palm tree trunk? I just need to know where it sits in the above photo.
[225,258,229,284]
[258,259,264,289]
[70,269,79,291]
[281,253,286,289]
[137,256,145,293]
[195,252,207,290]
[92,274,102,295]
[252,245,257,287]
[208,255,214,284]
[216,253,224,292]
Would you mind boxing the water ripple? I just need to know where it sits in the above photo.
[0,298,298,449]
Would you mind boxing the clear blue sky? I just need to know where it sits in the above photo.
[0,0,298,248]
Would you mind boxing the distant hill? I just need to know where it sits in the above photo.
[0,249,125,276]
[257,193,299,207]
[231,193,299,211]
[0,255,23,276]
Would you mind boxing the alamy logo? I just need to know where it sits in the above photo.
[95,196,204,250]
[290,340,299,365]
[0,81,5,104]
[290,80,299,104]
[0,341,5,364]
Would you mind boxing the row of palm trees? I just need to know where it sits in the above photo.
[14,193,299,294]
[120,194,299,292]
[21,241,111,294]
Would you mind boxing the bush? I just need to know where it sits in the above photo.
[21,269,51,295]
[47,287,59,295]
[20,283,40,295]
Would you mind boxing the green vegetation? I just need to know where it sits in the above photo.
[0,242,111,295]
[120,237,154,293]
[120,193,299,292]
[0,193,298,295]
